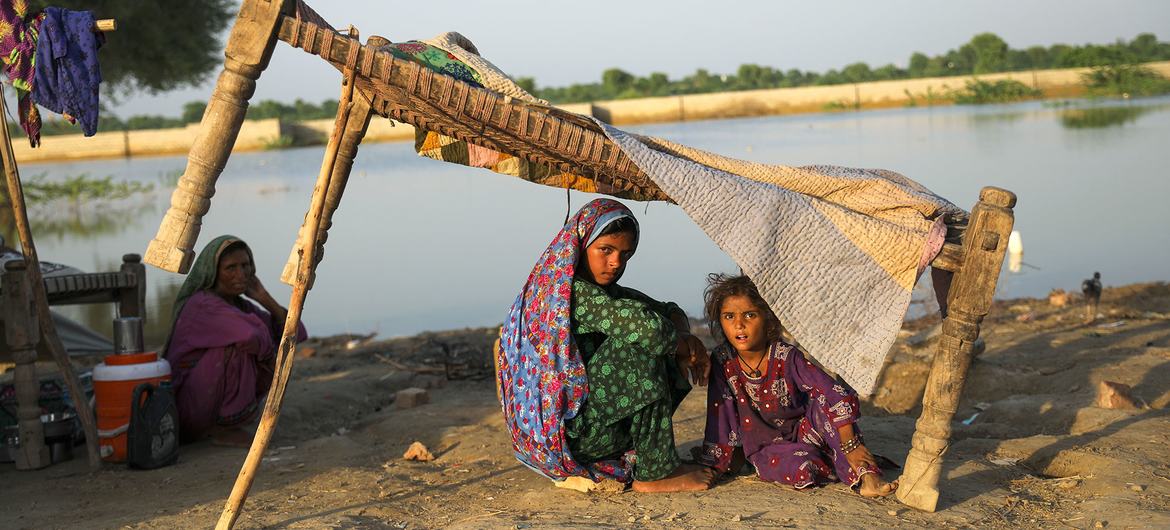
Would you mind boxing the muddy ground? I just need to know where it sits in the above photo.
[3,283,1169,529]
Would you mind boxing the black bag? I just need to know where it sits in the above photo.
[127,382,179,469]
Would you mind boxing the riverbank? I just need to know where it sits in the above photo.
[2,281,1167,528]
[14,61,1170,165]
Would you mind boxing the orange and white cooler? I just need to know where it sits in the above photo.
[93,352,171,462]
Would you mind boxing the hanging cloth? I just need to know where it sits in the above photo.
[0,1,46,146]
[32,7,104,138]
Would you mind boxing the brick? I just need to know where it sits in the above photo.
[394,387,430,409]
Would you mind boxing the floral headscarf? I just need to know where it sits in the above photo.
[497,198,639,480]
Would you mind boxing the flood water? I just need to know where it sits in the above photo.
[7,96,1170,348]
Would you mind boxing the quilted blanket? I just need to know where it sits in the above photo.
[597,126,961,395]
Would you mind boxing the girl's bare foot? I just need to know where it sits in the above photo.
[858,473,898,498]
[632,464,715,493]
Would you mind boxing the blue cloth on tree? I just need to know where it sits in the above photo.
[32,7,103,137]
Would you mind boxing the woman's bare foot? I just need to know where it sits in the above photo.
[632,464,716,493]
[858,473,898,498]
[210,426,255,448]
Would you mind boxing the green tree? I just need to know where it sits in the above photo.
[966,33,1010,74]
[181,101,207,124]
[908,52,930,77]
[1128,33,1159,60]
[841,62,874,83]
[601,68,635,96]
[31,1,235,94]
[646,72,670,95]
[515,76,537,94]
[872,64,904,81]
[1026,46,1050,69]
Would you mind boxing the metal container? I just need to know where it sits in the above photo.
[42,412,76,464]
[113,317,144,354]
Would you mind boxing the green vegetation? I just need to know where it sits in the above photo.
[1082,64,1170,97]
[951,79,1043,104]
[262,135,298,150]
[822,100,855,112]
[20,173,153,206]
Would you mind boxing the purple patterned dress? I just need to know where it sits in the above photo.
[698,341,881,488]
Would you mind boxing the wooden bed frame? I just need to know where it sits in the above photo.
[1,254,145,470]
[140,2,1016,526]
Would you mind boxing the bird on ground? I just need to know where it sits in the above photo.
[1082,271,1102,323]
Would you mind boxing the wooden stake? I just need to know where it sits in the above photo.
[0,89,102,469]
[93,19,116,32]
[896,186,1016,512]
[280,95,374,287]
[215,26,362,530]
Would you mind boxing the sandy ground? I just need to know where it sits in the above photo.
[2,283,1169,529]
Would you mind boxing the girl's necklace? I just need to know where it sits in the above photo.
[736,349,767,378]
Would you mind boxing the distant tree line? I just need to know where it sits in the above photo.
[526,32,1170,103]
[25,99,342,137]
[19,31,1170,138]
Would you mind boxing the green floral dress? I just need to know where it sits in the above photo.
[564,279,691,481]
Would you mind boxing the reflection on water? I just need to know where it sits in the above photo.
[27,200,160,242]
[967,111,1029,125]
[4,95,1169,343]
[1060,105,1152,129]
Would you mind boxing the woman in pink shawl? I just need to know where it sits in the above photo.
[164,235,307,446]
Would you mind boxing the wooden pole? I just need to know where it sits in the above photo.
[0,90,103,469]
[215,27,361,530]
[280,95,374,287]
[144,0,288,273]
[896,186,1016,512]
[3,260,49,470]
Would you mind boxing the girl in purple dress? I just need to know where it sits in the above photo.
[696,274,897,497]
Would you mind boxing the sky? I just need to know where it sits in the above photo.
[113,0,1170,117]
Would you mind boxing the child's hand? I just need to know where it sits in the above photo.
[844,443,879,473]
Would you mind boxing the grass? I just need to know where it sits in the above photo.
[20,173,153,205]
[262,134,298,150]
[952,79,1042,104]
[822,100,856,111]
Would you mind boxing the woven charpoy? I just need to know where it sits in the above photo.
[277,14,670,202]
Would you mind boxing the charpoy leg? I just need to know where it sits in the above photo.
[898,187,1016,512]
[145,0,288,273]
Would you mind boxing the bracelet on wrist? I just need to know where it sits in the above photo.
[840,434,865,454]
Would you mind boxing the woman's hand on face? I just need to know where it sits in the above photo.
[675,333,710,386]
[244,274,268,302]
